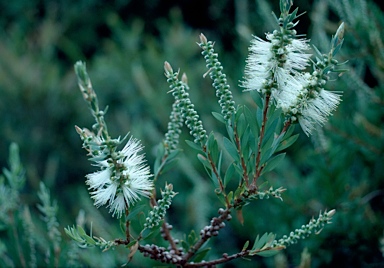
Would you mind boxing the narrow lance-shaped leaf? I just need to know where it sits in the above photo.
[223,137,240,162]
[224,163,236,187]
[260,153,286,176]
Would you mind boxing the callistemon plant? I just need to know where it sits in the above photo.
[65,0,346,266]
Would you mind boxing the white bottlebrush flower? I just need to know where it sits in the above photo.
[86,136,153,218]
[86,168,111,189]
[242,31,311,95]
[92,181,118,208]
[242,36,276,91]
[109,192,126,218]
[284,38,312,72]
[298,89,342,136]
[274,68,307,112]
[318,89,342,114]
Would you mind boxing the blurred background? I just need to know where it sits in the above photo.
[0,0,383,267]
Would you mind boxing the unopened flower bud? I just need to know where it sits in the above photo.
[327,209,336,217]
[199,33,208,45]
[164,61,173,74]
[181,73,188,85]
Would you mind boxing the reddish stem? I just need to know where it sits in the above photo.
[252,94,270,187]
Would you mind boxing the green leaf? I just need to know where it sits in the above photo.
[235,105,244,122]
[126,240,137,248]
[276,134,299,152]
[197,154,211,169]
[236,114,247,138]
[181,240,189,252]
[249,90,263,109]
[248,132,257,154]
[270,131,284,151]
[242,240,250,251]
[185,140,204,152]
[223,137,240,162]
[216,191,228,206]
[161,158,179,174]
[244,105,259,138]
[212,112,226,124]
[120,217,126,235]
[227,191,233,203]
[332,40,344,57]
[261,132,275,155]
[153,144,163,175]
[255,249,282,257]
[217,150,223,173]
[76,225,87,237]
[284,124,295,138]
[141,228,154,239]
[233,163,243,178]
[210,169,220,189]
[256,108,263,130]
[226,124,235,141]
[260,153,286,175]
[259,145,273,166]
[126,204,146,221]
[333,68,349,73]
[312,44,323,58]
[142,227,160,240]
[251,233,277,256]
[167,148,181,161]
[207,132,219,164]
[72,225,96,246]
[234,184,245,199]
[83,233,97,246]
[279,0,284,13]
[193,248,211,263]
[266,108,281,131]
[271,11,279,25]
[289,7,299,21]
[240,127,250,158]
[224,163,235,187]
[252,233,267,251]
[188,230,197,245]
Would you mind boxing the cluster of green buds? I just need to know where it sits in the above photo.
[163,66,187,154]
[249,187,286,201]
[144,184,177,229]
[164,97,184,154]
[272,209,336,247]
[164,61,207,146]
[233,187,286,210]
[198,34,235,121]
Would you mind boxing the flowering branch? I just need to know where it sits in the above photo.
[66,0,345,266]
[74,62,154,218]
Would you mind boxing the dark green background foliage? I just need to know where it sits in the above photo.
[0,0,383,267]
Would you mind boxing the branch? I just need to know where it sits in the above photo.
[139,244,183,265]
[161,222,180,255]
[181,208,232,265]
[280,120,291,137]
[253,94,271,187]
[184,250,250,267]
[150,154,180,253]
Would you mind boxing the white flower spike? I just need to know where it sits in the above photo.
[86,136,153,218]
